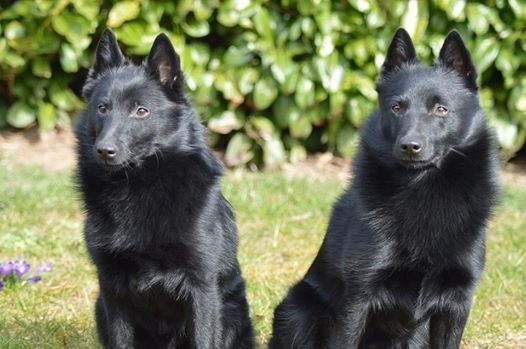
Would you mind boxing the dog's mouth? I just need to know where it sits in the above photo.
[97,159,138,172]
[398,157,439,170]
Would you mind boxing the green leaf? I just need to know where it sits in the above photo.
[60,43,80,73]
[300,17,316,38]
[349,0,371,12]
[37,102,56,133]
[401,0,429,41]
[366,5,386,28]
[272,96,296,129]
[438,0,466,20]
[295,77,315,109]
[5,21,26,40]
[217,8,240,27]
[0,1,40,19]
[51,10,92,49]
[508,83,526,117]
[491,116,525,154]
[289,143,307,163]
[253,77,278,110]
[289,114,312,139]
[315,55,345,93]
[107,1,140,27]
[193,0,214,21]
[346,72,376,101]
[49,82,83,112]
[495,47,521,88]
[224,133,254,167]
[4,51,26,69]
[247,116,275,140]
[289,19,302,41]
[466,4,490,35]
[223,46,253,68]
[270,51,295,85]
[261,134,286,168]
[280,67,300,95]
[26,30,61,55]
[72,0,100,19]
[253,8,273,38]
[336,123,357,157]
[6,102,36,128]
[315,34,335,57]
[31,58,52,78]
[471,37,500,74]
[346,98,372,128]
[237,68,260,95]
[115,23,160,54]
[508,0,526,18]
[208,110,244,134]
[214,74,244,104]
[182,15,210,38]
[329,91,346,117]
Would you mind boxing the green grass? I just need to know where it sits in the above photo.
[0,161,524,348]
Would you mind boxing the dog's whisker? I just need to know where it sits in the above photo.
[450,147,469,160]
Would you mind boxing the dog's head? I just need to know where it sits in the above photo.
[376,28,481,170]
[80,29,193,169]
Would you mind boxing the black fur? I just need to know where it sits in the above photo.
[76,29,254,349]
[269,28,499,349]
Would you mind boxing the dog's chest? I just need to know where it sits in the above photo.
[370,262,474,325]
[129,273,189,319]
[124,260,195,318]
[101,247,203,316]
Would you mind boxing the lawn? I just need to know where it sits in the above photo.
[0,160,524,348]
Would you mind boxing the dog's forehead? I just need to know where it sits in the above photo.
[380,66,466,101]
[95,67,162,101]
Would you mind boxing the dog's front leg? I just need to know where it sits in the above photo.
[429,306,469,349]
[100,292,134,349]
[189,286,222,349]
[328,302,369,349]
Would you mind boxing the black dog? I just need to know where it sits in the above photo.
[269,28,499,349]
[75,29,253,349]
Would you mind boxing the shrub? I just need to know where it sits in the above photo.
[1,0,525,166]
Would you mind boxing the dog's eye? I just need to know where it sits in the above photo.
[97,104,108,115]
[434,104,448,117]
[391,104,402,114]
[134,106,150,118]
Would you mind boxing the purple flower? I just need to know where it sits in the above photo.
[13,260,31,277]
[0,262,14,276]
[0,280,3,291]
[27,275,42,283]
[38,262,52,273]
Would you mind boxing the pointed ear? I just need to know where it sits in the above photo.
[438,30,477,90]
[83,29,125,99]
[381,28,418,76]
[146,33,184,90]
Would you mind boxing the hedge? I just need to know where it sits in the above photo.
[1,0,525,166]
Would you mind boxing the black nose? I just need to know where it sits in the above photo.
[400,141,422,155]
[96,143,117,161]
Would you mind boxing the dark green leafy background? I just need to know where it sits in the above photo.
[1,0,525,166]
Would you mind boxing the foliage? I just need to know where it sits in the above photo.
[0,0,525,166]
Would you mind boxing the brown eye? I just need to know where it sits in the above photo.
[434,104,448,116]
[134,106,150,118]
[391,104,401,114]
[98,104,108,115]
